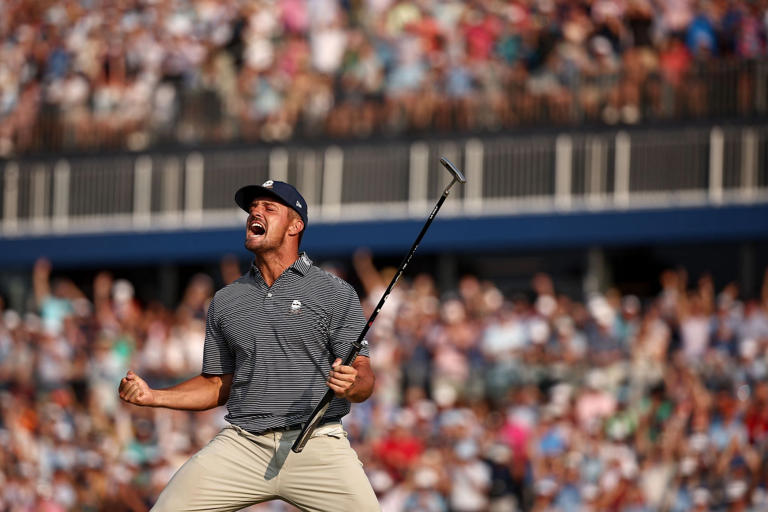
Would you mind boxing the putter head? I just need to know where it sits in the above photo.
[440,157,467,184]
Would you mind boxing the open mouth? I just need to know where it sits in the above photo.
[249,221,266,237]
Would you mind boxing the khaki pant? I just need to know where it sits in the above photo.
[151,423,380,512]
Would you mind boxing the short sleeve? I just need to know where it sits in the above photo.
[202,294,235,374]
[329,283,370,360]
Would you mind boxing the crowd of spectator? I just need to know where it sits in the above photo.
[1,251,768,511]
[1,0,767,155]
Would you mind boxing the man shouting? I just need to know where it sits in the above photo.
[119,180,379,511]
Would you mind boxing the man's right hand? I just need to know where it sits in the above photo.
[119,370,156,406]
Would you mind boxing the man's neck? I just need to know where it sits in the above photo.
[253,251,299,287]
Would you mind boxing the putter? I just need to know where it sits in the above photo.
[291,156,467,453]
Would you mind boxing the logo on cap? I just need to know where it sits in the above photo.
[295,200,302,209]
[262,180,274,188]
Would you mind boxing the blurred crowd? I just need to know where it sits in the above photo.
[1,252,768,511]
[1,0,767,155]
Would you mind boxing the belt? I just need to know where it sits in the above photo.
[248,417,340,437]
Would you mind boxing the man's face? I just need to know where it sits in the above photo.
[245,197,300,253]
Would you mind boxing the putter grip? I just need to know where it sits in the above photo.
[292,400,331,453]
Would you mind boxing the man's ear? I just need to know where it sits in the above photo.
[289,218,304,236]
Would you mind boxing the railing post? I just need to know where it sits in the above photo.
[614,131,631,207]
[31,164,48,231]
[299,150,318,210]
[464,138,484,213]
[708,127,724,204]
[185,152,204,225]
[162,157,181,221]
[587,137,607,206]
[555,134,572,209]
[409,142,428,216]
[322,146,343,219]
[741,128,758,200]
[269,147,289,182]
[53,160,70,231]
[2,162,19,234]
[133,155,152,228]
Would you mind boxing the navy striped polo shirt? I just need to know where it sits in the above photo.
[202,252,370,434]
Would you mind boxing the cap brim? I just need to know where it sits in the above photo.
[234,185,289,212]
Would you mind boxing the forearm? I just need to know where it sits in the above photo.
[346,373,374,403]
[33,275,50,307]
[152,374,230,410]
[346,357,375,403]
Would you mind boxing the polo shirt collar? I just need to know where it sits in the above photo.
[292,252,313,275]
[250,252,313,280]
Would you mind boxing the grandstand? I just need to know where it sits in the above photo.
[1,0,768,511]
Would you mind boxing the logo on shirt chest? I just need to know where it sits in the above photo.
[290,300,302,314]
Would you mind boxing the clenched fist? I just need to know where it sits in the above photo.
[326,358,358,399]
[119,370,156,406]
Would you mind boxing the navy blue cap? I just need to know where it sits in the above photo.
[235,180,308,228]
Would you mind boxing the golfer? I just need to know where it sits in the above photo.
[118,180,380,511]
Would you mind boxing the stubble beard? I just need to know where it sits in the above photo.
[245,229,287,256]
[245,237,272,255]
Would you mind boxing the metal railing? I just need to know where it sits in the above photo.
[2,124,767,238]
